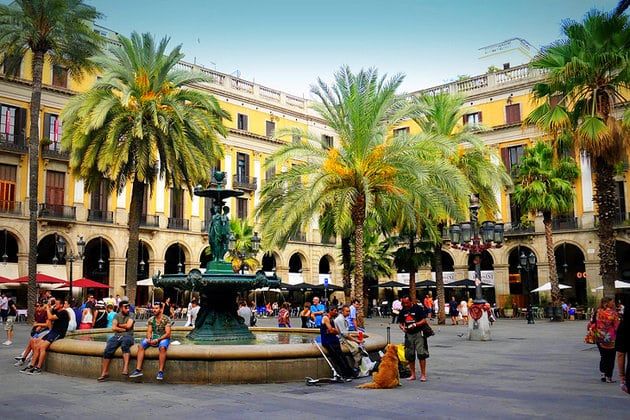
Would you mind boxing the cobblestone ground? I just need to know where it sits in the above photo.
[1,316,627,419]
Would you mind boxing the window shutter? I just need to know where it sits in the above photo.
[478,112,482,123]
[43,114,51,140]
[501,148,510,172]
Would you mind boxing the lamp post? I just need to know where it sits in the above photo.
[518,251,537,303]
[448,194,504,341]
[56,235,86,302]
[228,231,261,274]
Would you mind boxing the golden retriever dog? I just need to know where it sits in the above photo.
[357,344,400,389]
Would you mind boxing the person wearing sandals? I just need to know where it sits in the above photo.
[98,300,134,382]
[595,297,620,383]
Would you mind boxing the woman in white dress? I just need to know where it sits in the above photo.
[459,300,469,323]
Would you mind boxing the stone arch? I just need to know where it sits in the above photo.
[507,244,539,302]
[83,236,112,285]
[124,240,154,279]
[262,251,280,272]
[617,239,630,282]
[431,250,455,272]
[0,229,19,263]
[82,233,118,260]
[199,246,212,269]
[164,243,188,275]
[37,232,73,264]
[1,226,25,256]
[467,249,494,271]
[554,241,587,305]
[163,239,192,263]
[288,252,307,273]
[318,254,335,274]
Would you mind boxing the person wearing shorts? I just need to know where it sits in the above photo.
[22,298,70,375]
[98,300,135,381]
[3,298,17,345]
[398,296,430,382]
[129,302,171,381]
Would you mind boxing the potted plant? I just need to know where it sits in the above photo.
[503,296,514,318]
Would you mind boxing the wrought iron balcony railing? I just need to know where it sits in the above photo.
[504,222,535,236]
[87,209,113,223]
[551,216,578,231]
[290,232,307,242]
[233,174,257,191]
[38,203,76,220]
[167,217,189,231]
[0,200,22,215]
[140,214,159,228]
[0,133,27,154]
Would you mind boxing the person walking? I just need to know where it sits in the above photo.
[391,297,402,324]
[449,297,459,326]
[398,296,429,382]
[3,297,17,345]
[277,302,291,327]
[594,297,620,383]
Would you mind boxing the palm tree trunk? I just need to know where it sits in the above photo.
[593,158,618,299]
[352,195,366,326]
[27,51,44,322]
[408,236,417,303]
[543,212,561,306]
[126,180,144,305]
[341,236,352,302]
[434,243,446,325]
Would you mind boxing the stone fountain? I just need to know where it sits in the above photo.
[154,171,279,341]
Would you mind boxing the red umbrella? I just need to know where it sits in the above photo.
[64,278,111,289]
[0,276,13,283]
[11,273,66,284]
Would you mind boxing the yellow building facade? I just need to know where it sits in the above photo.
[1,28,628,308]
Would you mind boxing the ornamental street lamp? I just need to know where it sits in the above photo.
[228,232,261,274]
[56,235,86,302]
[518,250,537,302]
[448,194,504,304]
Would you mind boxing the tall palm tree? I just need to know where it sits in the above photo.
[528,10,630,298]
[413,93,511,324]
[319,205,353,300]
[256,67,468,325]
[61,32,229,303]
[0,0,103,319]
[513,141,579,314]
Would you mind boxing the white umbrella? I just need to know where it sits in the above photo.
[591,280,630,292]
[137,278,154,287]
[530,281,572,293]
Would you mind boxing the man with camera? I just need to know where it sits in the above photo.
[21,297,70,375]
[97,300,135,381]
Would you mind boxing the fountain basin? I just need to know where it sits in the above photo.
[45,327,387,384]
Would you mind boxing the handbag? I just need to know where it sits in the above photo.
[421,322,435,338]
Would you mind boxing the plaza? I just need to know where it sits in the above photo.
[0,317,627,419]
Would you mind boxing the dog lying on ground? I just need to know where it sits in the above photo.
[357,344,400,389]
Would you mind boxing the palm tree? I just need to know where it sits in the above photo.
[256,67,468,325]
[0,0,103,319]
[61,32,229,303]
[391,228,434,303]
[412,93,512,324]
[224,219,261,273]
[527,10,630,298]
[513,141,579,315]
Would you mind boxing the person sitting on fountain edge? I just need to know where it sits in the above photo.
[98,300,134,381]
[320,305,356,380]
[129,302,171,381]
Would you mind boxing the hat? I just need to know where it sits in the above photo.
[119,300,129,306]
[96,300,105,307]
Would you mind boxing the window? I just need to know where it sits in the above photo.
[265,121,275,137]
[616,181,626,222]
[265,159,276,181]
[90,178,109,212]
[170,188,184,219]
[393,127,409,137]
[0,164,17,211]
[237,113,248,131]
[236,153,250,182]
[509,193,524,227]
[45,171,65,206]
[43,113,63,151]
[322,134,334,149]
[2,55,21,78]
[0,104,26,144]
[237,198,248,219]
[505,103,521,125]
[463,112,482,125]
[52,65,68,88]
[501,144,525,176]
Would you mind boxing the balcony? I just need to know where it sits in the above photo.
[552,216,579,231]
[140,214,159,229]
[0,133,27,154]
[233,174,257,191]
[41,140,69,161]
[504,222,535,236]
[0,200,22,215]
[321,235,336,245]
[290,231,307,242]
[38,203,76,221]
[167,217,189,231]
[594,212,630,229]
[87,209,113,223]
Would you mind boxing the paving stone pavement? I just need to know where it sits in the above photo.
[0,316,627,419]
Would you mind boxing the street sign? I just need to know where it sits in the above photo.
[324,278,329,287]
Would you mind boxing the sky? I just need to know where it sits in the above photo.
[87,0,619,96]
